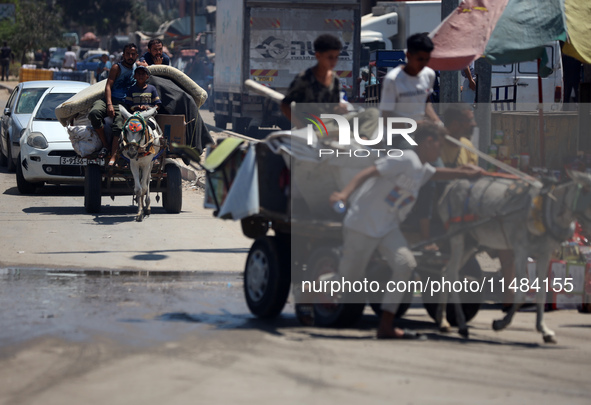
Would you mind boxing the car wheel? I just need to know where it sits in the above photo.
[6,143,15,173]
[16,154,41,194]
[162,163,182,213]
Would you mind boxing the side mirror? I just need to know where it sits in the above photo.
[3,108,10,116]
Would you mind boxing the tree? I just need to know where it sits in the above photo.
[8,1,66,64]
[57,0,134,36]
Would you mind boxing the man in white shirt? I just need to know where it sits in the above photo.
[379,33,443,142]
[329,123,481,339]
[62,46,77,71]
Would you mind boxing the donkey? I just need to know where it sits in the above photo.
[119,105,163,222]
[436,171,591,344]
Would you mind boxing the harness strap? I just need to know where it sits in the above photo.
[445,183,477,229]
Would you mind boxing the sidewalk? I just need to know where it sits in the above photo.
[0,79,19,92]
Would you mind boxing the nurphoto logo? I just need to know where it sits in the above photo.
[305,114,418,158]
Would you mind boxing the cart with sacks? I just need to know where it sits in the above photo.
[178,117,484,328]
[55,65,213,215]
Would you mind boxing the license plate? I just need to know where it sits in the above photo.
[60,156,104,166]
[254,76,274,82]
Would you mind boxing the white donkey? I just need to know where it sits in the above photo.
[436,171,591,344]
[119,106,163,222]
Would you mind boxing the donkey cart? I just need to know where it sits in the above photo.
[83,141,182,215]
[179,131,484,328]
[54,65,213,219]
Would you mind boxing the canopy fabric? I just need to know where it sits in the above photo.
[484,0,567,66]
[562,0,591,63]
[157,16,207,39]
[428,0,509,71]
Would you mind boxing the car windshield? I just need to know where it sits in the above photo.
[15,88,48,114]
[34,93,75,121]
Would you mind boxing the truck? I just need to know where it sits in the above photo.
[360,1,563,111]
[213,0,360,136]
[361,0,441,65]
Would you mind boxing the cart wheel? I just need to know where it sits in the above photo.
[244,236,290,319]
[422,256,482,326]
[295,247,365,328]
[241,217,269,239]
[84,164,102,213]
[16,154,42,194]
[163,163,182,213]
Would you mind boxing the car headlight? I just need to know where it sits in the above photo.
[26,132,48,149]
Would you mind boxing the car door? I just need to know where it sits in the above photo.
[1,85,19,155]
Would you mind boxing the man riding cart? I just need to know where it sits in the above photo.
[55,52,213,215]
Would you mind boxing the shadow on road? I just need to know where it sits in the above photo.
[150,309,557,348]
[4,184,85,197]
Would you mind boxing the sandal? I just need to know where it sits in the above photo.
[98,147,108,159]
[377,329,427,341]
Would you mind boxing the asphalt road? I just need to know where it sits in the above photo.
[1,90,590,405]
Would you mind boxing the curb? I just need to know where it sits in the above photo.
[0,82,14,92]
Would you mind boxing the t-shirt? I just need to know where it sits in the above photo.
[139,51,170,65]
[125,84,161,111]
[96,60,112,80]
[344,150,436,238]
[63,51,77,69]
[283,67,341,105]
[111,62,136,103]
[441,137,478,167]
[379,66,436,121]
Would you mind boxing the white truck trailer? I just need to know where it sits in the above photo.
[361,1,441,55]
[213,0,360,135]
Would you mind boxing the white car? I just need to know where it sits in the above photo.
[1,80,56,172]
[17,81,91,194]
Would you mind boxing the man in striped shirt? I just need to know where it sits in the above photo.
[125,65,162,112]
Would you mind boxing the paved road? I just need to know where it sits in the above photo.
[1,86,590,405]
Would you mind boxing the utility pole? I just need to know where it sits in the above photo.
[474,58,492,153]
[190,0,196,49]
[439,0,460,105]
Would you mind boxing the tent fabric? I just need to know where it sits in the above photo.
[148,75,214,154]
[428,0,510,71]
[484,0,567,65]
[156,16,207,39]
[562,0,591,64]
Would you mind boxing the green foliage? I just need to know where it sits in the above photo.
[57,0,134,35]
[132,1,166,33]
[6,1,66,64]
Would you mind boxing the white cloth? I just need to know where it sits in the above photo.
[378,66,435,121]
[343,150,435,238]
[63,51,76,69]
[217,144,260,220]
